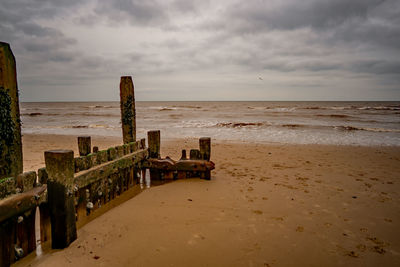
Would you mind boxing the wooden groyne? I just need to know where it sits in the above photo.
[0,42,215,267]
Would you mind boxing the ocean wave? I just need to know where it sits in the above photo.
[315,114,351,118]
[264,107,296,112]
[216,122,265,128]
[159,107,175,111]
[84,105,116,109]
[172,105,202,109]
[303,105,400,111]
[23,112,45,116]
[357,106,400,111]
[214,121,400,133]
[23,112,119,117]
[334,126,400,133]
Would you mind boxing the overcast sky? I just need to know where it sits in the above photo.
[1,0,399,101]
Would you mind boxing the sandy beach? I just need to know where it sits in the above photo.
[13,133,400,266]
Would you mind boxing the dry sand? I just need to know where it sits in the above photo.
[15,134,400,266]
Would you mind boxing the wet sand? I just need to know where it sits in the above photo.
[17,134,400,266]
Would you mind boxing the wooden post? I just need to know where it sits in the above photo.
[93,146,99,153]
[148,130,161,180]
[199,137,211,161]
[0,42,23,180]
[180,150,187,160]
[120,76,136,144]
[78,136,91,156]
[147,130,160,159]
[39,203,51,244]
[44,150,77,249]
[190,149,201,160]
[0,219,15,267]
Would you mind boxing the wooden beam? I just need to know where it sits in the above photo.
[0,185,46,224]
[143,158,215,172]
[74,149,148,188]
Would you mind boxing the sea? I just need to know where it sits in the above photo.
[20,101,400,146]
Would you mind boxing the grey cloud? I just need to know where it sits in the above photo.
[351,60,400,74]
[226,0,385,31]
[94,0,169,26]
[1,0,399,101]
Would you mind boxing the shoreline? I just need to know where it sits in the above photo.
[21,132,400,172]
[17,133,400,266]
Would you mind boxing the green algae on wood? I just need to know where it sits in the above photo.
[0,42,23,180]
[120,76,136,144]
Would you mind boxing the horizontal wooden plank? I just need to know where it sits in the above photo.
[0,185,47,224]
[143,158,215,172]
[74,148,148,188]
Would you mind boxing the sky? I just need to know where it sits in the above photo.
[1,0,399,101]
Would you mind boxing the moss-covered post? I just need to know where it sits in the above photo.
[120,76,136,144]
[199,137,211,161]
[0,42,23,180]
[148,130,160,159]
[45,150,77,249]
[78,136,91,156]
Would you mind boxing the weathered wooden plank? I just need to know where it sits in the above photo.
[96,150,108,164]
[199,137,211,161]
[107,147,117,161]
[120,76,136,143]
[115,146,124,158]
[74,149,148,188]
[0,185,46,224]
[190,149,201,160]
[39,203,51,244]
[0,218,15,267]
[78,136,91,156]
[0,177,16,199]
[129,141,139,153]
[45,150,77,249]
[0,42,23,181]
[38,167,48,185]
[140,138,146,150]
[16,208,36,257]
[143,158,215,172]
[148,130,160,159]
[180,150,187,160]
[16,171,36,192]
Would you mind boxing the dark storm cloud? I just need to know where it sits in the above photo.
[1,0,399,100]
[198,0,400,75]
[0,0,81,61]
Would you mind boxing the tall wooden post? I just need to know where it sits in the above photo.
[148,130,160,159]
[199,137,211,161]
[45,150,77,249]
[148,130,161,180]
[0,42,23,180]
[78,136,91,156]
[120,76,136,144]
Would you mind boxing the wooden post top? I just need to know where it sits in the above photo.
[44,150,74,185]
